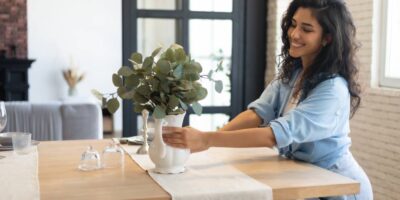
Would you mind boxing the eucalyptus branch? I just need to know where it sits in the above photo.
[95,44,224,118]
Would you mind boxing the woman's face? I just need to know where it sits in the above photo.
[288,7,327,68]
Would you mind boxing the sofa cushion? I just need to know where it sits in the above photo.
[61,103,102,140]
[5,102,63,141]
[4,101,102,141]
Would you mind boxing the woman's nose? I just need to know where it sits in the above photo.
[290,27,300,40]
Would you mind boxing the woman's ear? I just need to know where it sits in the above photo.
[322,35,332,46]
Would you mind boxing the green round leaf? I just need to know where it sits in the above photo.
[151,47,163,57]
[183,90,197,102]
[192,62,202,73]
[179,99,188,110]
[168,95,179,108]
[173,64,183,79]
[156,60,171,74]
[118,66,134,76]
[207,70,213,79]
[175,48,186,63]
[153,105,166,119]
[184,72,200,81]
[125,75,140,89]
[112,74,123,87]
[215,80,223,93]
[142,57,154,71]
[136,84,151,96]
[133,92,148,103]
[191,101,202,116]
[196,87,208,100]
[130,52,143,64]
[106,98,120,114]
[117,87,127,98]
[165,48,175,62]
[182,63,200,81]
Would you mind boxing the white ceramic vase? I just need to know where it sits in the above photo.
[148,112,190,174]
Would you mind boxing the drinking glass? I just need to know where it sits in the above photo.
[12,132,32,155]
[0,102,7,133]
[0,104,8,158]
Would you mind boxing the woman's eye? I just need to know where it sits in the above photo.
[303,28,312,33]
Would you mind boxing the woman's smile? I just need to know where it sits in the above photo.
[290,40,305,48]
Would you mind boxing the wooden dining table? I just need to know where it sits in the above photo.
[38,139,359,200]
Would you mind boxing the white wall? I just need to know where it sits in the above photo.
[27,0,123,132]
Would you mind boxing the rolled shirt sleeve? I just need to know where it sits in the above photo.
[270,77,350,149]
[247,79,281,125]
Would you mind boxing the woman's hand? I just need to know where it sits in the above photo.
[162,126,210,153]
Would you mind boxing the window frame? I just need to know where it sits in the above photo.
[379,0,400,88]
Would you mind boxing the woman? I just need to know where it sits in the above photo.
[163,0,373,199]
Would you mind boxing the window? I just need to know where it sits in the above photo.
[122,0,266,136]
[379,0,400,88]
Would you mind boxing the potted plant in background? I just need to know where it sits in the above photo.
[93,44,223,173]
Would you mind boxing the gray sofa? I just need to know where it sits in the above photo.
[4,101,103,141]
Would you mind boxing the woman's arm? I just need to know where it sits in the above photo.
[162,126,276,153]
[209,127,276,148]
[162,80,281,152]
[218,109,263,131]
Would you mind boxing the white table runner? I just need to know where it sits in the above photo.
[0,147,40,200]
[119,143,272,200]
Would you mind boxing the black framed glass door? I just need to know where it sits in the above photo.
[122,0,266,136]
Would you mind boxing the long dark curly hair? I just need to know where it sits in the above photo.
[278,0,361,117]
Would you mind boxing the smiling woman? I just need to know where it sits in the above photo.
[162,0,373,199]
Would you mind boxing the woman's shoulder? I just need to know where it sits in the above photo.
[324,75,348,88]
[314,75,349,96]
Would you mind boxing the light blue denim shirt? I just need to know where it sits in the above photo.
[248,69,351,169]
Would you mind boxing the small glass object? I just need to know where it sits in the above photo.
[102,142,124,169]
[12,132,32,155]
[0,101,7,133]
[78,146,101,171]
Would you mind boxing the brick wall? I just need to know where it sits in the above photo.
[265,0,291,84]
[0,0,27,58]
[266,0,400,199]
[265,0,278,84]
[348,0,400,199]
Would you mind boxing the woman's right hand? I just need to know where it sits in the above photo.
[162,126,210,153]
